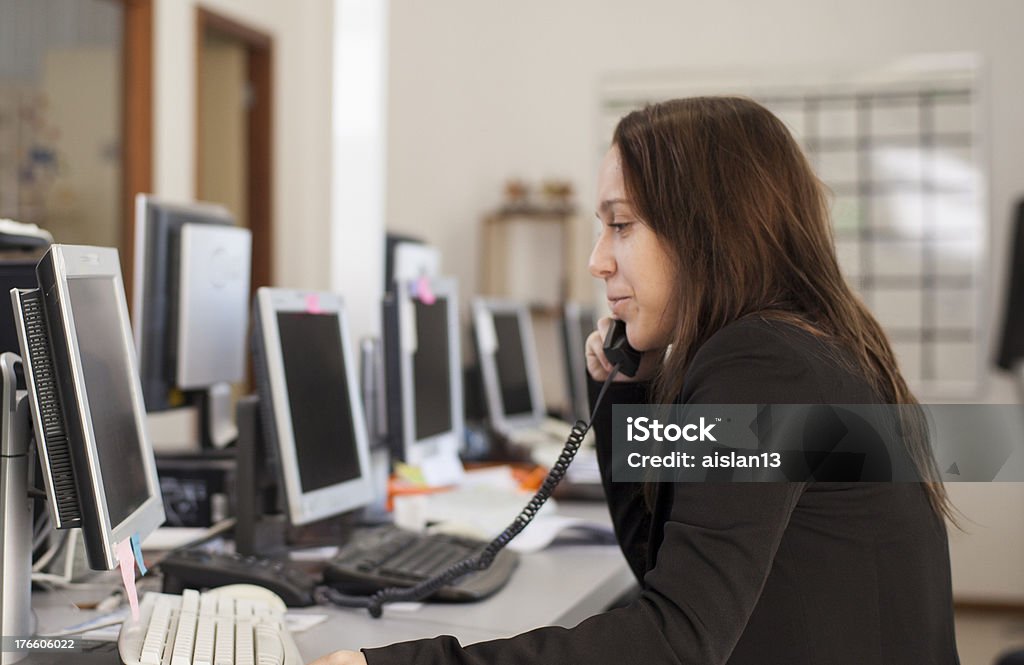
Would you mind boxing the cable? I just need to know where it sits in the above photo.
[31,529,67,573]
[31,510,51,551]
[317,364,622,618]
[29,573,115,590]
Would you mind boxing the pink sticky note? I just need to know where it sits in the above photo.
[115,539,140,622]
[415,276,436,305]
[305,293,323,314]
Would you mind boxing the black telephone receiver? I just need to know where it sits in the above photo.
[603,319,642,378]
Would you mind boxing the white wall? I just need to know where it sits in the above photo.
[153,0,334,294]
[385,0,1024,600]
[331,0,388,340]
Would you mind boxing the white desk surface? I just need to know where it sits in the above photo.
[31,503,635,661]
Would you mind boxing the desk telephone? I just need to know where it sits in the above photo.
[316,319,642,617]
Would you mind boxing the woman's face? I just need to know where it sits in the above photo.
[589,146,677,352]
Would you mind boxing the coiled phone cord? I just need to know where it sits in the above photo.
[316,364,622,618]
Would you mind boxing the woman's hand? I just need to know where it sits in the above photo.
[585,317,662,383]
[307,650,367,665]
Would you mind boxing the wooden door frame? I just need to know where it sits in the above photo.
[121,0,153,309]
[195,6,274,290]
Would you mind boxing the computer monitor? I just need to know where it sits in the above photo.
[12,244,165,568]
[996,201,1024,382]
[472,298,546,434]
[382,277,465,470]
[250,288,373,526]
[132,194,251,446]
[562,302,596,423]
[389,241,440,290]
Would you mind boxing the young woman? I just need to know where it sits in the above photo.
[311,97,960,664]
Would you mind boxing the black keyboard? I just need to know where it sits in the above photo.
[323,525,519,602]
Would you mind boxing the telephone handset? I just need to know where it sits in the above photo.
[324,318,635,617]
[603,319,642,378]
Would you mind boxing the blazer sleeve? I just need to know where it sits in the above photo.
[589,379,652,583]
[362,331,808,665]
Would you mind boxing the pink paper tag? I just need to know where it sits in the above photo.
[115,539,140,622]
[305,293,323,314]
[415,276,436,305]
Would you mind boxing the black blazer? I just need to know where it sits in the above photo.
[364,317,960,664]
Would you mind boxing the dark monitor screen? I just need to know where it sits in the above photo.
[67,277,148,526]
[276,312,361,492]
[493,312,533,417]
[412,297,452,440]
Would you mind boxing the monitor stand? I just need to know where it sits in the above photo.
[233,395,286,557]
[0,352,36,664]
[233,396,387,554]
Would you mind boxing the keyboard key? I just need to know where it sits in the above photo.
[171,612,197,665]
[193,618,216,665]
[236,621,255,665]
[139,602,172,664]
[214,620,234,665]
[255,624,284,665]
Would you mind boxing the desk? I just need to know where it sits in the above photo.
[297,503,636,656]
[30,504,635,661]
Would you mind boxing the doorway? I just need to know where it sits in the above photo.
[195,7,273,291]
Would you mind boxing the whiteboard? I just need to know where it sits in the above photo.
[598,57,988,398]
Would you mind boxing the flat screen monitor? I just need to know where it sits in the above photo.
[562,302,597,423]
[472,298,546,434]
[13,245,165,570]
[382,277,464,469]
[252,288,373,526]
[132,194,251,412]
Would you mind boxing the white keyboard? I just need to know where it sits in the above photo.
[117,588,302,665]
[507,417,595,448]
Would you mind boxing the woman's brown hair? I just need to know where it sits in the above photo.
[612,96,951,520]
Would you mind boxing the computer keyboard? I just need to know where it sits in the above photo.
[539,416,577,439]
[323,525,519,602]
[117,587,302,665]
[506,417,595,448]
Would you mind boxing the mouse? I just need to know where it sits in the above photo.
[205,584,288,612]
